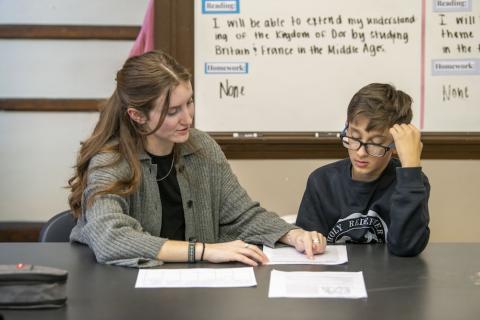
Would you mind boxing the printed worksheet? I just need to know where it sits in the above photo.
[263,245,348,265]
[135,267,257,288]
[269,270,367,298]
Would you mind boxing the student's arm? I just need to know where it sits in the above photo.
[212,142,325,256]
[295,171,330,237]
[278,228,326,258]
[157,240,269,266]
[216,158,296,246]
[82,153,270,267]
[387,124,430,256]
[387,168,430,256]
[79,153,166,267]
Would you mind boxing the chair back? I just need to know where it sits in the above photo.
[38,210,77,242]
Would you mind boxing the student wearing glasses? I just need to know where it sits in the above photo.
[296,83,430,256]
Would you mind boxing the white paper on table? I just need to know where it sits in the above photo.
[263,245,347,265]
[135,267,257,288]
[269,270,368,299]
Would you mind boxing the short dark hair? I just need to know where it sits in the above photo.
[347,83,413,131]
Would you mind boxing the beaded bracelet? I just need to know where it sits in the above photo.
[188,238,196,263]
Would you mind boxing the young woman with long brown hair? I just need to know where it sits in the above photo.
[68,50,325,267]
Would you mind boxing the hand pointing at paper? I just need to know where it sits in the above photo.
[280,229,326,259]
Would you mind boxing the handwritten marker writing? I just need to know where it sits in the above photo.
[233,132,259,138]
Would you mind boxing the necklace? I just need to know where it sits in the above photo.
[156,155,175,181]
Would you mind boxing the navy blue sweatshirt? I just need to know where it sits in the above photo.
[296,158,430,256]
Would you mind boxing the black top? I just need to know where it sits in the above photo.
[296,158,430,257]
[148,151,185,241]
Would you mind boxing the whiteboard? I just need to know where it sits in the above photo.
[194,0,480,132]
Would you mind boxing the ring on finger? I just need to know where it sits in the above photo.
[312,238,320,244]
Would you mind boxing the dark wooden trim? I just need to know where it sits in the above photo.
[0,25,140,40]
[154,0,194,80]
[0,98,103,111]
[0,222,43,242]
[155,0,173,54]
[420,132,480,159]
[172,0,195,77]
[211,132,341,159]
[209,132,480,159]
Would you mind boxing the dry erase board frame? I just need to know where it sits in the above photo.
[1,0,479,159]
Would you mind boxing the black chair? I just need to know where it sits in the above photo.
[38,210,77,242]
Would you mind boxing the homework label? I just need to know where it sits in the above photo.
[432,59,479,75]
[205,62,249,74]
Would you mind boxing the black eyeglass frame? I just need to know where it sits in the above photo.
[339,126,395,157]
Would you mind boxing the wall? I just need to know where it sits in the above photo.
[0,0,147,219]
[0,112,98,220]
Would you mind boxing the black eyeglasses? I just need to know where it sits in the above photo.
[340,126,395,157]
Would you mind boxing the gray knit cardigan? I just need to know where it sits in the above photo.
[70,129,296,267]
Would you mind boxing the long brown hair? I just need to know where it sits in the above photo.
[68,50,191,218]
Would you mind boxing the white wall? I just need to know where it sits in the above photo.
[0,40,134,98]
[0,0,148,220]
[0,0,148,25]
[0,0,149,98]
[0,112,99,220]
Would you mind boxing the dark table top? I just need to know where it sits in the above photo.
[1,243,479,320]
